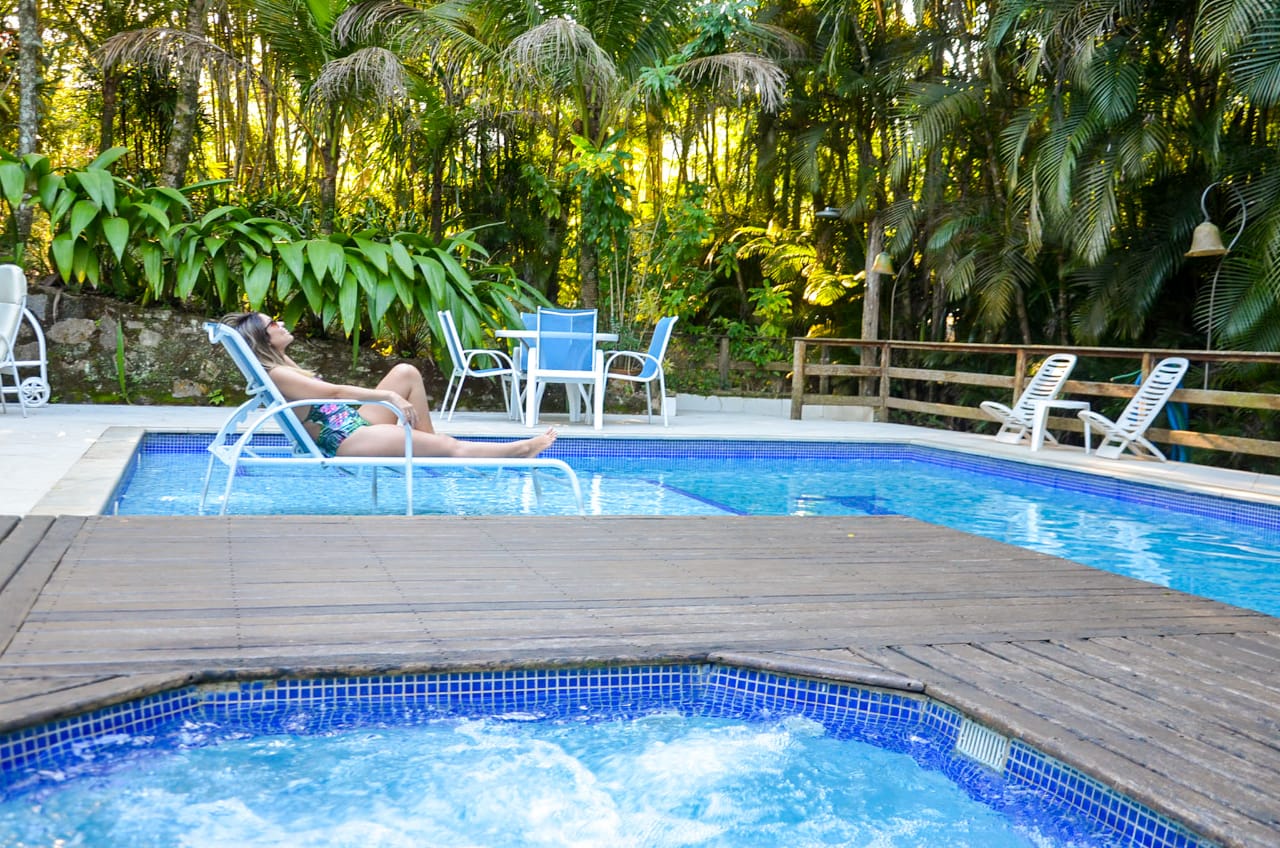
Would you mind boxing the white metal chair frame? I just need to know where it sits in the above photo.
[202,321,583,515]
[523,308,606,431]
[437,309,522,423]
[1078,357,1190,460]
[602,316,678,426]
[979,353,1078,445]
[0,265,50,417]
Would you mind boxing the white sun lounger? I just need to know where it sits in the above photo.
[1078,357,1189,460]
[200,321,583,515]
[980,353,1078,444]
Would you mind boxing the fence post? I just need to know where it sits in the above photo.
[791,338,807,420]
[878,342,891,422]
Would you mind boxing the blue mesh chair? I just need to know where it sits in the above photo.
[524,308,605,429]
[602,316,678,425]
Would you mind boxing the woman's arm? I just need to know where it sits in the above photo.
[269,367,417,424]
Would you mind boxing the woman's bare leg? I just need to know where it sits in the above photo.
[360,363,436,433]
[339,425,557,459]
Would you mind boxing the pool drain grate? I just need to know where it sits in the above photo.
[955,717,1010,771]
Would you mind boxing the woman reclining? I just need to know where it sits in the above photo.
[221,312,555,459]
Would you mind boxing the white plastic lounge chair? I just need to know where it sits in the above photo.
[524,308,605,430]
[979,353,1078,444]
[1078,357,1189,460]
[602,316,678,425]
[201,321,583,515]
[0,265,28,417]
[437,309,522,423]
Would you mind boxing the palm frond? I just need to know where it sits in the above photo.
[1228,15,1280,106]
[501,17,619,95]
[1193,0,1271,67]
[97,28,247,77]
[310,46,406,106]
[673,53,787,113]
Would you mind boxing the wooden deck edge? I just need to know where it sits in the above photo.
[708,650,926,692]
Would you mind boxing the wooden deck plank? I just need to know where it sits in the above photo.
[0,513,1277,847]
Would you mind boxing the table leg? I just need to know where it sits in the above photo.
[1030,405,1050,451]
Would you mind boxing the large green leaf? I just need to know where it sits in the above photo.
[36,173,62,210]
[69,200,101,242]
[75,169,117,215]
[277,240,306,283]
[87,147,128,171]
[389,239,416,279]
[50,233,76,282]
[307,239,343,282]
[338,274,359,333]
[244,256,274,306]
[139,241,164,292]
[102,217,130,262]
[353,237,390,274]
[0,162,24,209]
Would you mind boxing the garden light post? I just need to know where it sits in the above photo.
[1185,181,1246,389]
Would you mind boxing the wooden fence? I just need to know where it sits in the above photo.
[787,338,1280,462]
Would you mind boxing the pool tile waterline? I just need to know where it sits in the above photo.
[124,434,1280,532]
[0,664,1210,848]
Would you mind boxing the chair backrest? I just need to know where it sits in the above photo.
[436,310,467,370]
[1010,353,1077,418]
[0,264,26,359]
[1113,357,1189,433]
[204,321,323,456]
[535,308,598,374]
[637,316,678,379]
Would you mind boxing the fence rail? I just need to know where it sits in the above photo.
[787,338,1280,463]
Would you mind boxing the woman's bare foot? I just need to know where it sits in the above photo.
[520,427,558,457]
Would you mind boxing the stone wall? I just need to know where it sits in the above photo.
[15,288,477,408]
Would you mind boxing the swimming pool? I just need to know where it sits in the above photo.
[0,664,1207,847]
[111,436,1280,619]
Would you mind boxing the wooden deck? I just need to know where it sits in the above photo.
[1,514,1278,846]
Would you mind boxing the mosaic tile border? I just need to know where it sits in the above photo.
[131,432,1280,533]
[0,663,1214,848]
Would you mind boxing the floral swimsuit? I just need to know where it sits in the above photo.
[305,402,371,457]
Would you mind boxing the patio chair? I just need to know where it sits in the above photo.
[523,308,605,430]
[602,316,678,425]
[1078,357,1189,460]
[201,321,583,515]
[0,264,28,417]
[979,353,1077,444]
[436,309,522,423]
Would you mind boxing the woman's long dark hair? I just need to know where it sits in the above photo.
[220,312,299,371]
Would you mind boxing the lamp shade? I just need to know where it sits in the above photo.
[871,252,895,275]
[1185,221,1229,257]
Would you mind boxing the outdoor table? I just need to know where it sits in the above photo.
[1029,399,1091,452]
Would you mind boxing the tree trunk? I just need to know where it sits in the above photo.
[161,0,207,187]
[318,109,341,234]
[578,234,599,308]
[99,72,119,153]
[15,0,41,249]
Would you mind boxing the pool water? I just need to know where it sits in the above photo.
[112,436,1280,619]
[0,666,1148,848]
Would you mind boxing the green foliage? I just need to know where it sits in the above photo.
[0,151,54,262]
[10,148,543,360]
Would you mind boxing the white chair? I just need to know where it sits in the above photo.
[979,353,1077,444]
[524,308,605,430]
[436,309,522,422]
[0,265,29,417]
[602,316,678,425]
[201,321,583,515]
[1078,357,1190,460]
